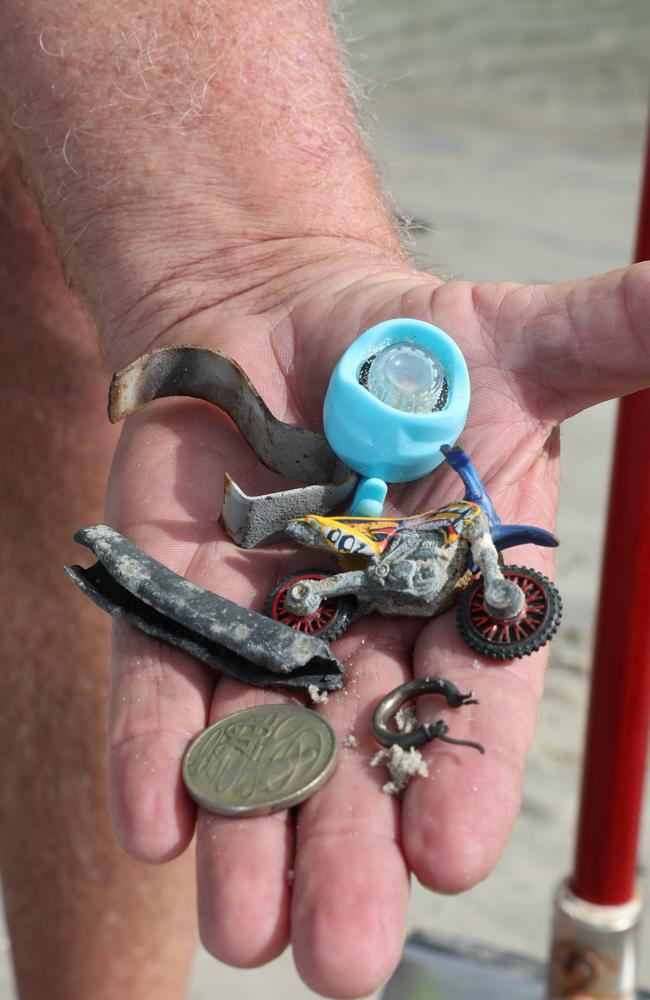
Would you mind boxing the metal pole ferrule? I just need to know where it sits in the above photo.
[547,879,643,999]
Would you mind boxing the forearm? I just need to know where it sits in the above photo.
[0,0,402,360]
[0,158,197,1000]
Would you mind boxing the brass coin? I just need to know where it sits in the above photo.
[182,704,338,816]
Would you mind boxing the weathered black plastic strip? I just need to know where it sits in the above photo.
[65,525,344,691]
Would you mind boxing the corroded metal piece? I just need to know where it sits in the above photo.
[109,345,359,548]
[109,345,351,484]
[182,704,338,816]
[372,677,484,752]
[65,525,344,690]
[220,471,358,548]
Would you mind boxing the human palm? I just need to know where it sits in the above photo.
[105,257,649,998]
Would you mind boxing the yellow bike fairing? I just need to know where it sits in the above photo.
[294,501,482,559]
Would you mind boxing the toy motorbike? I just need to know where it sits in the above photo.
[265,446,562,659]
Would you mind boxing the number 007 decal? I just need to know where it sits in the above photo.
[326,528,368,556]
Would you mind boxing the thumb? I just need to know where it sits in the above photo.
[497,261,650,420]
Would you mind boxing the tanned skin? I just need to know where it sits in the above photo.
[0,156,197,1000]
[0,3,649,997]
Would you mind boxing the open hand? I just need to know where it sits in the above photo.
[106,249,650,997]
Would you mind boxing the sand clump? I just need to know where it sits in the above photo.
[370,701,428,794]
[371,744,429,795]
[308,685,329,704]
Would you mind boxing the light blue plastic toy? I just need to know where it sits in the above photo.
[323,319,470,515]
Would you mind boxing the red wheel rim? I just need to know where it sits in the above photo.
[271,573,340,635]
[467,570,549,645]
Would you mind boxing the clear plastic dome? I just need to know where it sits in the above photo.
[365,341,446,413]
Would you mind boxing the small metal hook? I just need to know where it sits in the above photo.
[371,676,485,753]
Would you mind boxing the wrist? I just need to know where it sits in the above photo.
[1,0,406,363]
[35,150,405,365]
[99,233,409,370]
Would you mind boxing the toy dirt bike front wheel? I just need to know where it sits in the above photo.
[457,564,562,660]
[265,568,354,642]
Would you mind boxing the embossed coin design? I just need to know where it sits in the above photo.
[182,704,338,816]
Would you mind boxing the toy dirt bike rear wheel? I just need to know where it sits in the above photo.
[457,564,562,659]
[265,568,354,641]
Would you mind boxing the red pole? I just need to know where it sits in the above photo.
[570,122,650,906]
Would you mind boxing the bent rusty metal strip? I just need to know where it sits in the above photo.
[220,472,359,548]
[65,525,344,691]
[109,345,352,484]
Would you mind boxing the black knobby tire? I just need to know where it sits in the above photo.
[264,568,353,642]
[457,564,562,660]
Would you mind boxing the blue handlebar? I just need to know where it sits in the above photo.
[442,445,560,566]
[441,445,501,528]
